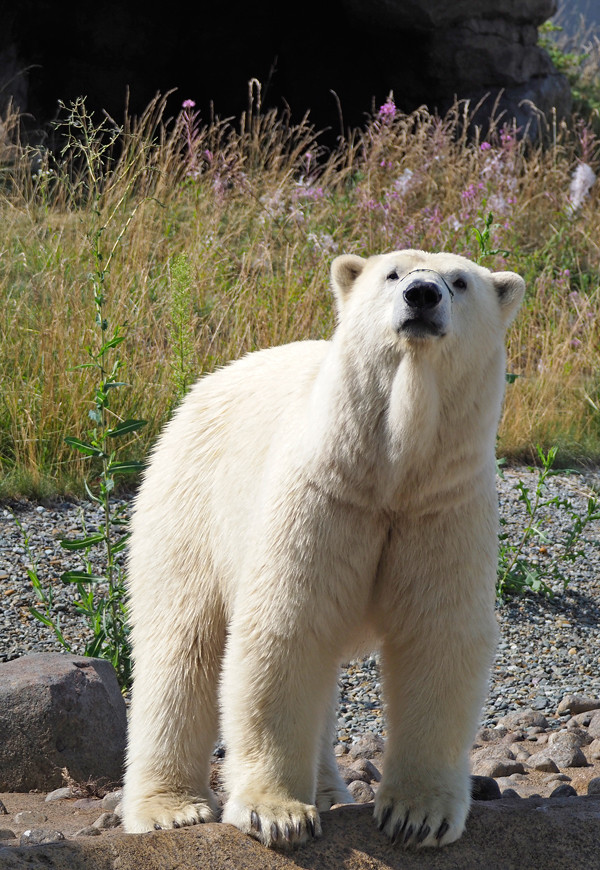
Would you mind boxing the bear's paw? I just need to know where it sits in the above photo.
[373,783,469,848]
[222,796,321,849]
[123,792,218,833]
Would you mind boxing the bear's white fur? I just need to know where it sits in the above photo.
[122,250,524,849]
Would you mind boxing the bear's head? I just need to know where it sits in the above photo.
[330,250,524,365]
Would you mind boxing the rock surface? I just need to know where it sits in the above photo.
[0,692,599,866]
[1,797,600,870]
[0,654,126,791]
[343,0,571,136]
[1,0,569,145]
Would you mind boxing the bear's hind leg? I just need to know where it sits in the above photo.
[122,620,224,833]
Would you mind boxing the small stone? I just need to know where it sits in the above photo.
[73,798,103,810]
[567,711,596,729]
[0,829,16,840]
[101,789,123,812]
[589,738,600,760]
[557,694,600,716]
[348,733,385,759]
[471,775,501,800]
[19,828,65,846]
[14,810,48,825]
[75,825,102,837]
[339,764,370,785]
[589,712,600,740]
[342,757,381,783]
[473,758,525,778]
[587,777,600,795]
[509,743,530,759]
[527,754,559,773]
[546,732,589,768]
[333,744,348,757]
[498,709,549,731]
[347,780,375,803]
[0,800,7,815]
[549,784,577,798]
[502,729,525,744]
[554,726,592,748]
[92,811,121,829]
[475,727,507,743]
[500,788,521,799]
[45,786,73,802]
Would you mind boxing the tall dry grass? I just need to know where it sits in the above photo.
[1,86,600,496]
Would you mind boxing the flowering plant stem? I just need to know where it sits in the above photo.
[26,99,148,689]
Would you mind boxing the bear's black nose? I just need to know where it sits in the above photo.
[403,280,442,310]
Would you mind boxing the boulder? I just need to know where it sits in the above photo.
[343,0,570,137]
[0,654,126,791]
[2,799,600,870]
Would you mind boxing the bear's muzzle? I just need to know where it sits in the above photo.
[392,269,452,339]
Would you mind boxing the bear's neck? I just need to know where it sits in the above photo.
[308,340,505,510]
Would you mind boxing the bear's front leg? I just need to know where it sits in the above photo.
[373,614,497,847]
[218,479,385,849]
[219,616,338,849]
[372,513,498,848]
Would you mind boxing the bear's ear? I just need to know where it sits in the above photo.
[330,254,367,303]
[492,271,525,324]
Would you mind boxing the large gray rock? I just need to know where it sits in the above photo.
[343,0,570,137]
[1,799,600,870]
[0,654,126,791]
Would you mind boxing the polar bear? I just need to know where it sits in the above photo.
[121,249,524,849]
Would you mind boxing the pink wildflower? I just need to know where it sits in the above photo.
[182,99,196,109]
[378,99,396,120]
[480,142,491,151]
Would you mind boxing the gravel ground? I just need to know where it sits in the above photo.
[1,465,600,738]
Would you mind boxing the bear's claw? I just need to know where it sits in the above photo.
[123,792,217,833]
[222,797,321,849]
[374,791,464,849]
[436,819,450,840]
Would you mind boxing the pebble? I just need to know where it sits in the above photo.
[14,811,47,825]
[550,784,577,798]
[75,826,102,837]
[526,754,559,773]
[471,776,501,800]
[92,812,121,829]
[19,829,65,846]
[546,733,590,767]
[1,466,599,742]
[101,790,123,813]
[45,787,73,802]
[346,781,375,803]
[588,777,600,795]
[0,829,16,840]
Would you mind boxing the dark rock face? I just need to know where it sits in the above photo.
[0,654,126,791]
[1,1,569,138]
[342,0,570,136]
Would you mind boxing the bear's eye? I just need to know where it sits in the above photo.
[386,269,399,281]
[453,277,467,291]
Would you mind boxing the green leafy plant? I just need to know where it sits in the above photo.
[497,445,600,598]
[471,211,510,263]
[25,99,149,688]
[538,20,600,121]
